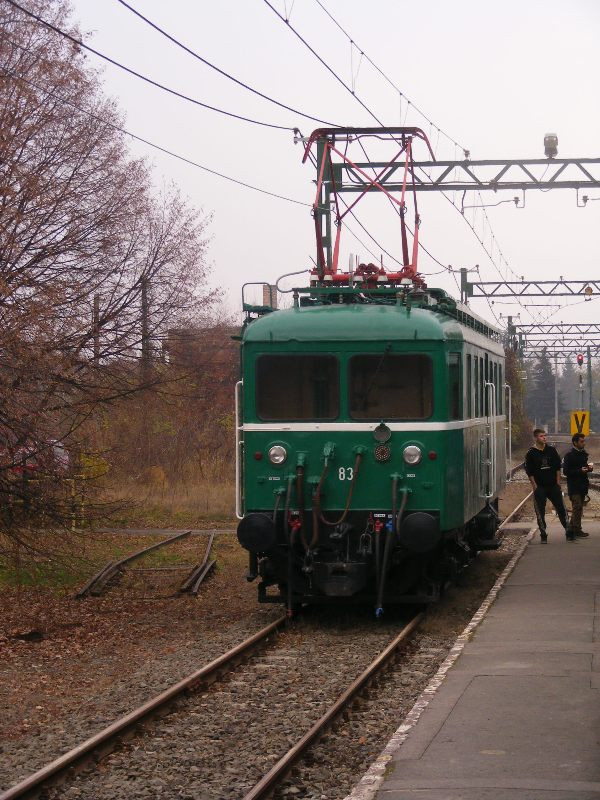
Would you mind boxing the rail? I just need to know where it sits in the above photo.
[180,531,216,594]
[242,613,424,800]
[509,461,525,480]
[498,462,531,530]
[0,616,287,800]
[75,530,192,598]
[3,485,537,799]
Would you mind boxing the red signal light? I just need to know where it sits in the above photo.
[577,353,584,367]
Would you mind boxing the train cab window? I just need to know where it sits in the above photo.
[466,355,472,418]
[474,357,479,416]
[256,355,339,420]
[448,353,461,420]
[349,354,432,419]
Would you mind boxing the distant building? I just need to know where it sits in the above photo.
[165,325,241,407]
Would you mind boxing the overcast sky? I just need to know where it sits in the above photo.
[69,0,600,332]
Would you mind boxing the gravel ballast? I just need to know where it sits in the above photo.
[1,478,542,798]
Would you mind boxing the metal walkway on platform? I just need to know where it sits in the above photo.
[350,523,600,800]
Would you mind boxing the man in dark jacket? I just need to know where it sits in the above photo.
[525,428,570,542]
[562,433,592,538]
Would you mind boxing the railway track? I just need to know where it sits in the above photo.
[242,614,422,800]
[0,616,287,800]
[1,612,422,800]
[2,489,535,800]
[508,460,525,480]
[76,530,215,598]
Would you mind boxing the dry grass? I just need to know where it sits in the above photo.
[0,527,244,594]
[102,479,236,528]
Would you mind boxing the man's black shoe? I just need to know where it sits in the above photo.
[566,533,576,542]
[540,530,548,543]
[576,531,590,537]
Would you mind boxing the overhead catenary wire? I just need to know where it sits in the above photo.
[3,0,297,131]
[4,54,390,276]
[261,0,385,127]
[2,66,312,208]
[114,0,341,128]
[8,0,559,331]
[23,0,524,319]
[311,0,468,156]
[282,0,538,327]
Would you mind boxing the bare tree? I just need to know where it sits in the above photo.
[0,0,218,540]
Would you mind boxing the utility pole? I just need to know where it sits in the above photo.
[93,293,100,364]
[140,275,151,469]
[141,275,151,382]
[587,344,593,428]
[554,354,559,434]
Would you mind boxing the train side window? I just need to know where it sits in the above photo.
[349,354,433,419]
[448,353,461,420]
[474,357,479,416]
[256,355,339,420]
[466,354,472,418]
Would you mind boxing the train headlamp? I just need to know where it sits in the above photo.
[268,445,287,465]
[403,445,422,465]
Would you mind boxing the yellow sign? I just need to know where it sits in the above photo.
[570,410,590,436]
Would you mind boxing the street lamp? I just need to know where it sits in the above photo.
[544,133,558,159]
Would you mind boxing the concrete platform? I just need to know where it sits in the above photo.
[352,523,600,799]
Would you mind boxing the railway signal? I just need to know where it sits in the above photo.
[577,353,584,367]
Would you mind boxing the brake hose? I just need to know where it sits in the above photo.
[376,483,408,618]
[284,475,294,617]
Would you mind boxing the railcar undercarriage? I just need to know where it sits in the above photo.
[238,503,500,614]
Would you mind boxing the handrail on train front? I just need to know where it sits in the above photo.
[235,380,244,520]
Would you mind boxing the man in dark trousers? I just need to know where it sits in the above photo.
[525,428,571,542]
[562,433,592,538]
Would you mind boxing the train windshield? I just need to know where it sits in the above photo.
[349,354,433,419]
[256,355,339,420]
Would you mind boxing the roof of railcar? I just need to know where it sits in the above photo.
[243,303,503,352]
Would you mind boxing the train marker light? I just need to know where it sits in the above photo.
[428,450,438,460]
[268,445,287,465]
[577,353,584,367]
[403,445,422,465]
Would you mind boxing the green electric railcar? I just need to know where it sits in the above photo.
[236,285,509,615]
